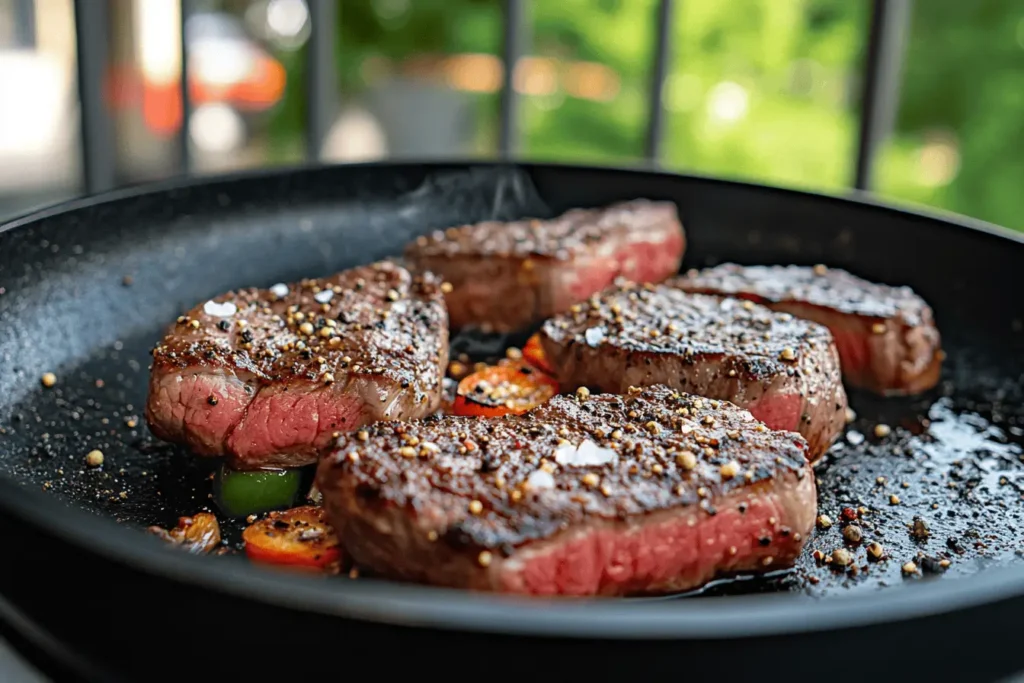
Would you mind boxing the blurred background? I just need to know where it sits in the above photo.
[0,0,1021,229]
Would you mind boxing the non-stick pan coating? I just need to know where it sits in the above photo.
[1,163,1024,679]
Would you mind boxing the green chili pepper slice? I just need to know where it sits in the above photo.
[214,465,303,518]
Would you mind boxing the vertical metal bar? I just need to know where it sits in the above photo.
[179,0,192,174]
[645,0,674,163]
[306,0,337,163]
[499,0,528,158]
[73,0,116,194]
[854,0,912,191]
[13,0,36,48]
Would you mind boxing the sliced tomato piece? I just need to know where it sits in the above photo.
[522,333,555,375]
[242,506,341,571]
[453,363,559,418]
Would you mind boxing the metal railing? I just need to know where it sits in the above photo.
[68,0,912,196]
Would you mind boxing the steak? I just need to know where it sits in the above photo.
[145,261,449,470]
[539,282,847,460]
[403,199,686,332]
[671,263,943,395]
[317,385,816,597]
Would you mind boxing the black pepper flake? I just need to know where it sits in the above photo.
[442,525,475,549]
[218,320,231,331]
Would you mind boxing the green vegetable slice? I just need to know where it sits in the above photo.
[214,465,303,518]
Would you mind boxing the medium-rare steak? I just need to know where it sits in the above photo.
[317,385,816,596]
[671,263,943,395]
[404,199,686,332]
[539,282,847,460]
[146,261,449,470]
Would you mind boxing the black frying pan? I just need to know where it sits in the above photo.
[2,162,1024,682]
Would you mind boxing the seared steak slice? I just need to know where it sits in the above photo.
[146,261,449,470]
[539,283,847,460]
[671,263,943,395]
[404,199,685,332]
[317,385,816,596]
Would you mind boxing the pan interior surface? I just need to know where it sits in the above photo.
[1,162,1024,620]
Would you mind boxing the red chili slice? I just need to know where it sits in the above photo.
[242,506,341,571]
[522,333,555,375]
[452,363,559,418]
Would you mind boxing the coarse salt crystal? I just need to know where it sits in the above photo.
[526,469,555,490]
[554,439,617,467]
[203,300,237,317]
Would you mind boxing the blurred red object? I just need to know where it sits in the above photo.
[106,54,285,138]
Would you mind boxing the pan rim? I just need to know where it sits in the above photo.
[3,160,1024,639]
[2,159,1023,248]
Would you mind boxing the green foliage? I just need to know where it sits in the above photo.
[263,0,1024,230]
[883,0,1024,229]
[336,0,501,90]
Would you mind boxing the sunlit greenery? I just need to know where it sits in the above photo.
[266,0,1024,230]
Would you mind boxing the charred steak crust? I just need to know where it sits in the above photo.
[146,261,449,469]
[539,282,847,460]
[671,264,943,395]
[404,199,686,332]
[317,385,816,596]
